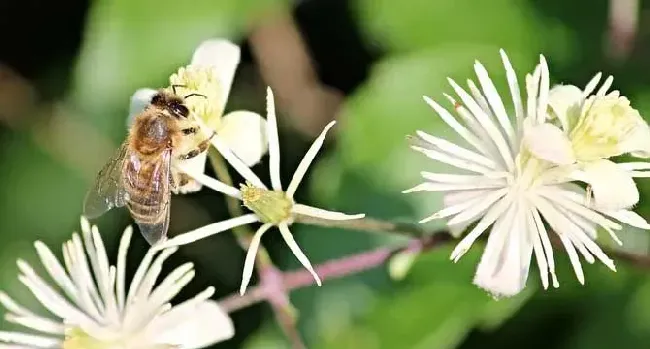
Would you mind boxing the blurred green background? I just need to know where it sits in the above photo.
[2,0,650,348]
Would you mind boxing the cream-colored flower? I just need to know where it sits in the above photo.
[129,39,268,193]
[0,218,234,349]
[406,51,650,298]
[526,73,650,210]
[154,87,365,295]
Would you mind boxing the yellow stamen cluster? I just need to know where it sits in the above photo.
[570,95,644,161]
[169,65,224,129]
[240,183,293,224]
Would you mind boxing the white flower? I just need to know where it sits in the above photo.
[0,217,234,349]
[155,87,365,295]
[129,39,268,193]
[526,73,650,210]
[406,51,650,298]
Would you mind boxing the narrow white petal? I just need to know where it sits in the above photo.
[279,224,322,286]
[410,146,493,174]
[473,61,516,143]
[156,214,259,249]
[209,133,267,189]
[178,164,242,199]
[448,78,515,170]
[0,292,37,317]
[420,193,488,223]
[450,194,512,262]
[287,121,336,198]
[602,209,650,230]
[415,130,497,169]
[240,223,273,295]
[128,88,158,127]
[618,162,650,171]
[403,182,504,193]
[500,50,525,139]
[33,241,78,303]
[525,65,541,122]
[531,208,559,287]
[0,331,61,347]
[5,314,65,335]
[596,75,614,96]
[526,209,549,289]
[536,55,550,124]
[116,226,132,312]
[532,197,585,284]
[539,187,622,230]
[583,72,602,97]
[190,39,241,106]
[218,111,268,167]
[265,87,282,190]
[422,96,494,159]
[420,172,506,185]
[293,204,365,221]
[446,188,509,227]
[125,248,159,309]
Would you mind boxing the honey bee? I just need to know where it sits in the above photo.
[83,88,212,245]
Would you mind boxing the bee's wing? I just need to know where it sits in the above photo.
[130,149,172,245]
[83,142,130,219]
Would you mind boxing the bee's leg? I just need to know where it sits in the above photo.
[177,139,212,160]
[181,127,198,135]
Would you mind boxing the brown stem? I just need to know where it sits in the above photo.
[219,232,452,312]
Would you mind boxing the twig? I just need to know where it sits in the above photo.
[219,232,452,312]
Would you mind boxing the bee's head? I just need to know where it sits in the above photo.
[150,91,189,119]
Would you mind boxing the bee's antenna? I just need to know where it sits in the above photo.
[184,93,208,100]
[171,84,187,95]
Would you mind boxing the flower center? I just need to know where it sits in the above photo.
[240,183,293,224]
[168,65,224,129]
[570,95,642,161]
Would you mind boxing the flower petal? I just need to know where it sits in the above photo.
[218,111,268,167]
[547,84,582,131]
[127,88,157,127]
[524,122,575,165]
[278,224,321,286]
[154,300,234,349]
[293,204,365,221]
[580,159,639,210]
[240,223,272,295]
[155,214,259,250]
[191,39,241,111]
[286,121,336,198]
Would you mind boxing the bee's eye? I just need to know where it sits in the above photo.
[170,103,189,118]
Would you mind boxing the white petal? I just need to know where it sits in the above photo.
[0,331,61,347]
[449,194,511,262]
[178,164,241,199]
[191,39,241,108]
[154,300,234,348]
[524,122,575,165]
[601,209,650,230]
[448,78,515,171]
[155,214,259,249]
[596,75,614,96]
[293,204,365,221]
[473,61,516,143]
[278,224,321,286]
[410,146,493,174]
[583,72,602,97]
[193,113,267,189]
[128,88,158,127]
[415,130,497,169]
[174,153,208,194]
[579,159,639,210]
[536,55,550,125]
[265,87,282,190]
[547,84,582,131]
[218,111,268,167]
[473,203,532,297]
[240,224,273,295]
[287,121,336,198]
[499,50,525,143]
